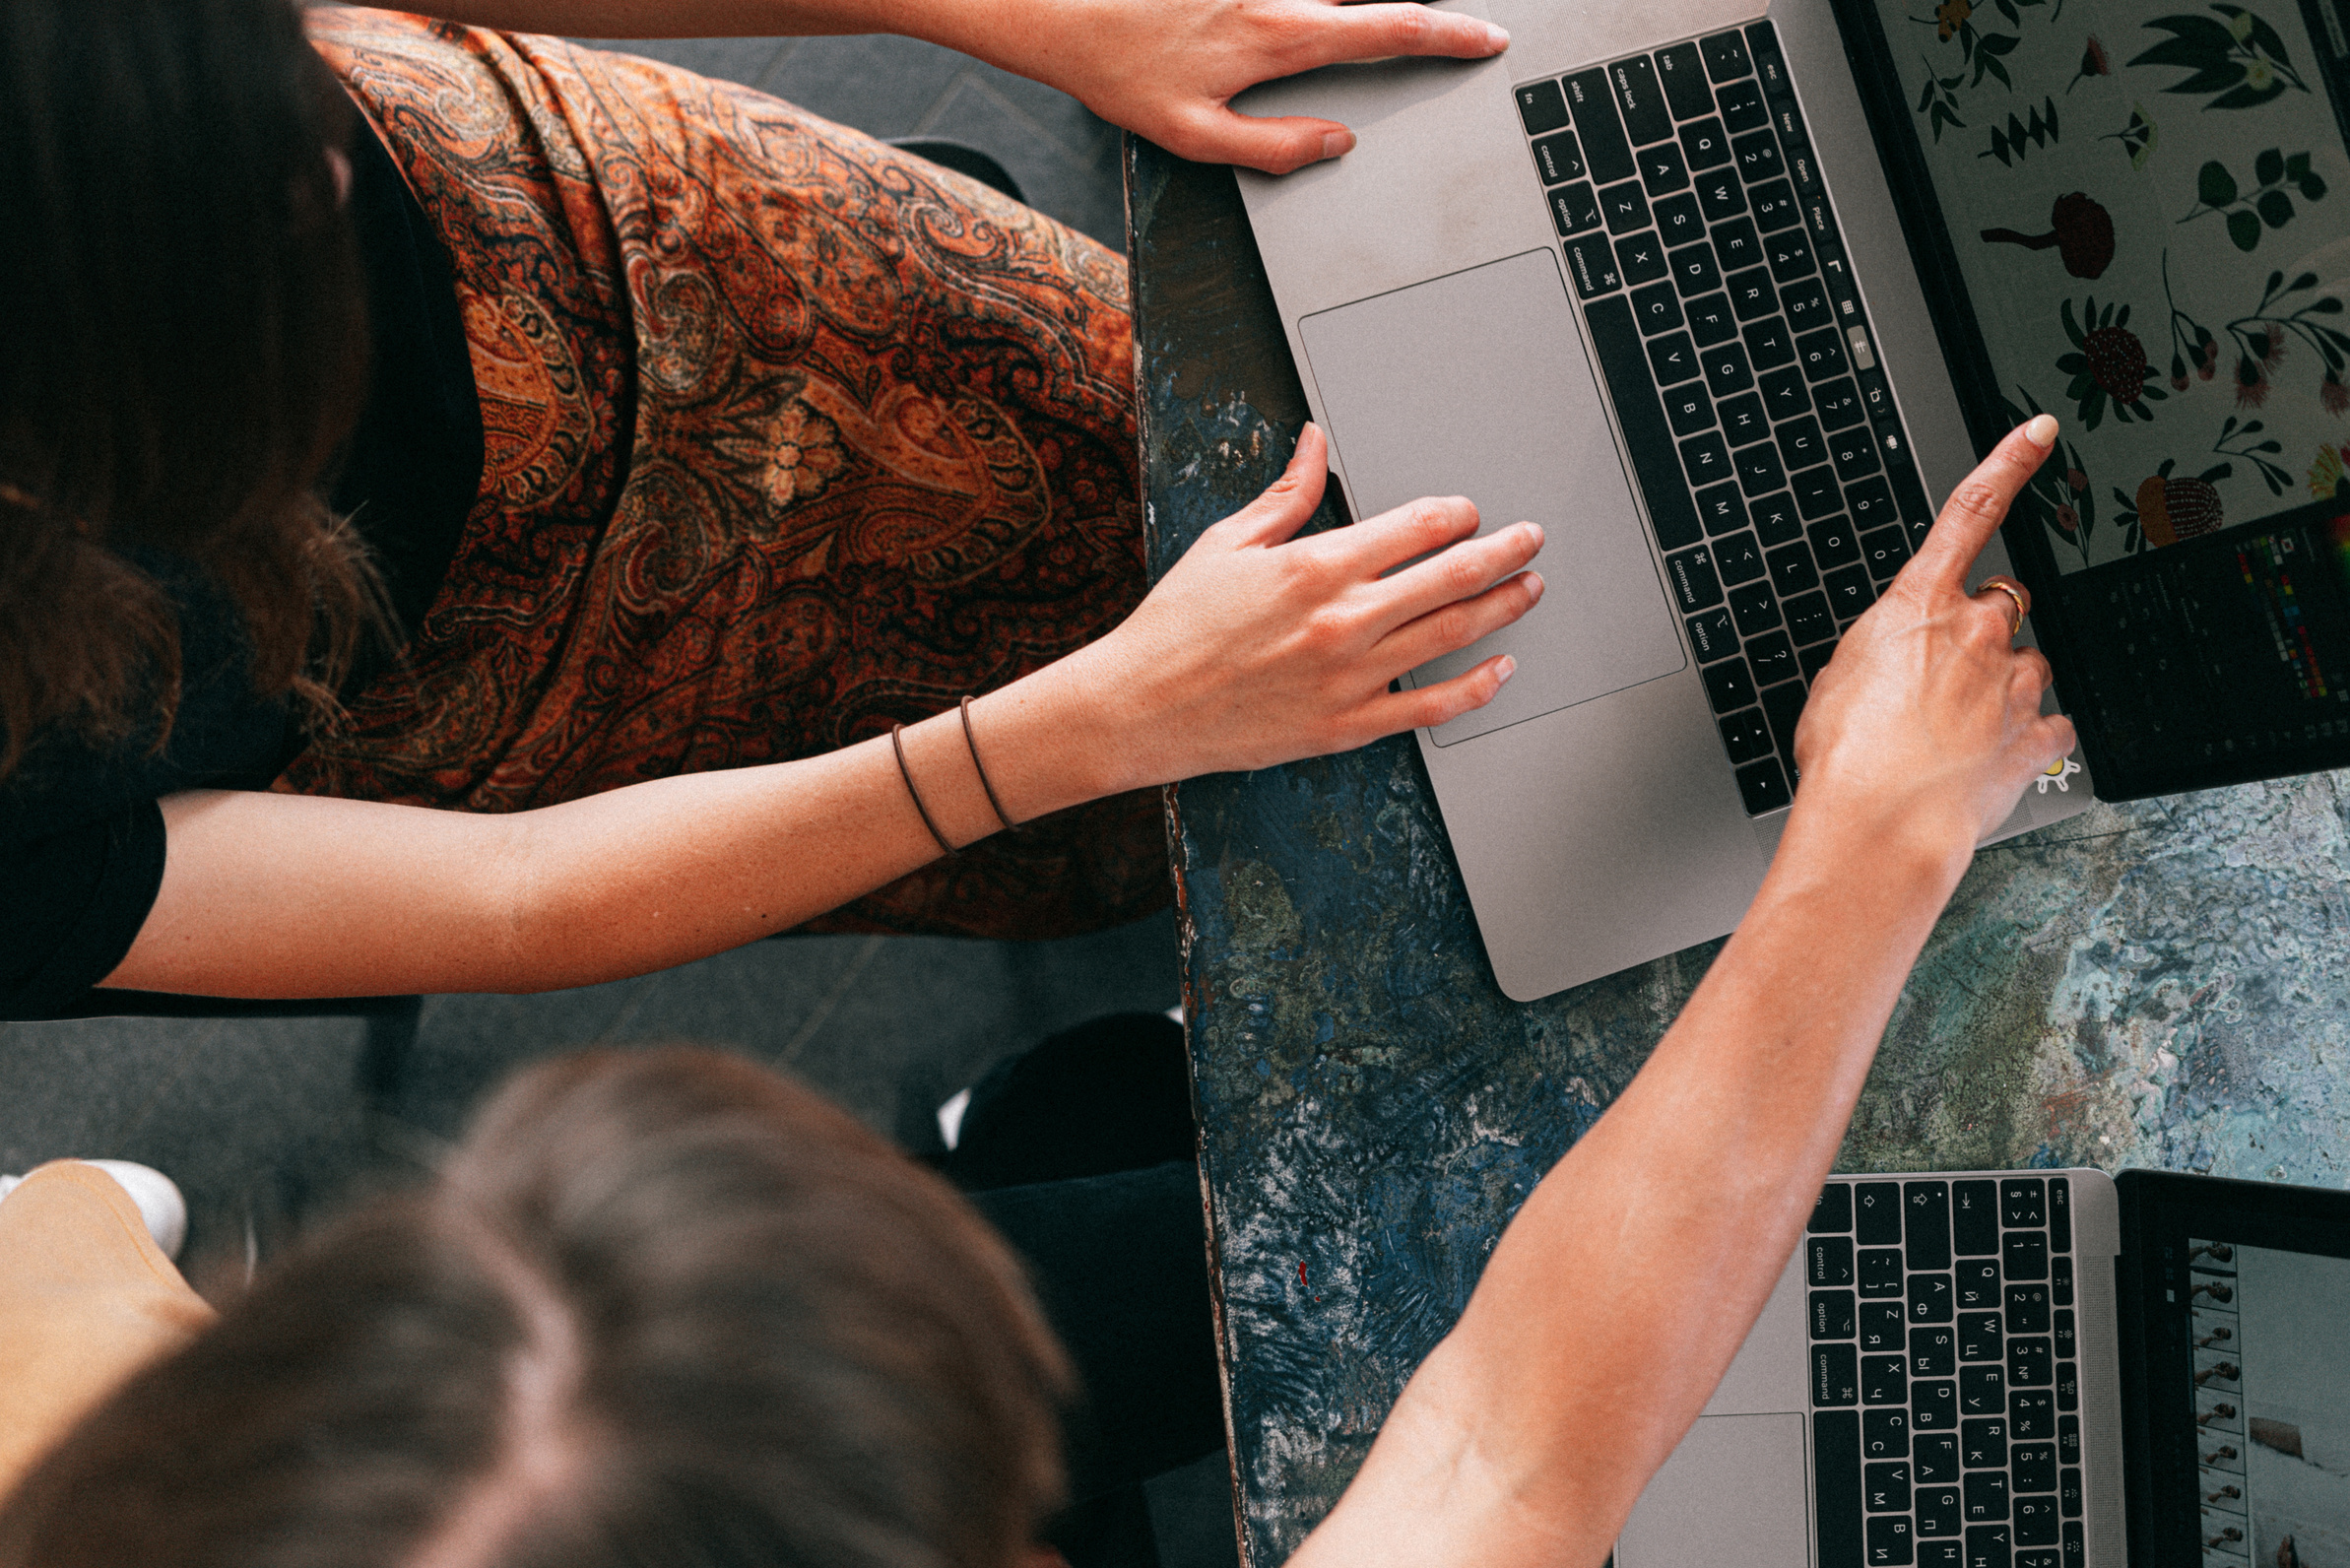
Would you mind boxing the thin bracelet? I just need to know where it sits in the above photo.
[890,722,956,857]
[959,695,1021,831]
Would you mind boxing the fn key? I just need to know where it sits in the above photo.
[1736,756,1792,814]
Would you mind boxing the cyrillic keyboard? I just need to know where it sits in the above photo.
[1513,25,1938,816]
[1807,1176,2087,1568]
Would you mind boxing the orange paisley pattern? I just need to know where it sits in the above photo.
[283,11,1167,938]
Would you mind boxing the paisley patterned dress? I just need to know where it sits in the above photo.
[285,9,1166,938]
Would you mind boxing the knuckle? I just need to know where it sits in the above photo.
[1944,479,2006,521]
[1438,547,1488,599]
[1386,6,1433,48]
[1427,601,1476,650]
[1300,604,1355,653]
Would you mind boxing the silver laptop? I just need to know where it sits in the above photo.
[1615,1165,2350,1567]
[1232,0,2350,1001]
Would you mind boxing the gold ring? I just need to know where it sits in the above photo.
[1976,574,2029,637]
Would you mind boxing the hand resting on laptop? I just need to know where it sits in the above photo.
[433,0,1513,174]
[108,425,1544,999]
[1285,416,2076,1568]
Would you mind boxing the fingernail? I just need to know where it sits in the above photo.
[1523,521,1544,550]
[1495,655,1518,685]
[1484,23,1512,50]
[2022,413,2059,448]
[1321,130,1355,162]
[1524,571,1544,602]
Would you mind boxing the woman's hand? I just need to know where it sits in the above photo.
[1791,415,2077,853]
[965,0,1510,173]
[424,0,1504,174]
[1062,423,1542,791]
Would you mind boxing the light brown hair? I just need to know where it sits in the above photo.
[0,1049,1073,1567]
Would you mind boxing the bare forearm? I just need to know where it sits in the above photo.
[1295,802,1973,1565]
[118,665,1119,998]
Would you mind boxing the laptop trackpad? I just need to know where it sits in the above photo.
[1615,1412,1811,1568]
[1297,248,1684,746]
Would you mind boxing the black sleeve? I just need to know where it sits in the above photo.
[0,801,169,1020]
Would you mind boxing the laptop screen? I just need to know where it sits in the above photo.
[1830,0,2350,796]
[2115,1170,2350,1566]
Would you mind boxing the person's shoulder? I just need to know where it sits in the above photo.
[2,551,293,846]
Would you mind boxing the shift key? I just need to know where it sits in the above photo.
[1906,1181,1952,1272]
[1565,69,1635,184]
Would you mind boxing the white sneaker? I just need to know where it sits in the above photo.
[0,1160,187,1261]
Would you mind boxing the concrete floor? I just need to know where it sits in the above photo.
[0,29,1237,1566]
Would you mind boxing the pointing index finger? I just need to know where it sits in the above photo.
[1908,414,2058,593]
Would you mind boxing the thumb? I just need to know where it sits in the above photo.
[1214,423,1333,548]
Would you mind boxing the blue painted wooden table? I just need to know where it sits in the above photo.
[1124,136,2350,1567]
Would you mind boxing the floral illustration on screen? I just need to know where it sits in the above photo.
[1983,98,2065,164]
[2166,266,2350,412]
[2128,4,2311,109]
[2110,456,2229,550]
[1912,0,2064,136]
[2100,101,2162,169]
[2057,295,2168,427]
[1884,0,2350,575]
[2065,34,2112,92]
[2176,148,2329,251]
[2210,415,2294,495]
[1984,191,2115,273]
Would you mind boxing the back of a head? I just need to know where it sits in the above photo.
[0,0,375,773]
[0,1049,1072,1568]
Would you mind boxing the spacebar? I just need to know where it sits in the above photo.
[1583,294,1704,553]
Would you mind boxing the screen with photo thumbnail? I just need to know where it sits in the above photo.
[2184,1238,2350,1568]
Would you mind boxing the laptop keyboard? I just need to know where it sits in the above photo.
[1514,25,1938,816]
[1807,1177,2086,1568]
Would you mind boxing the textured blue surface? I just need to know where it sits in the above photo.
[1128,138,2350,1565]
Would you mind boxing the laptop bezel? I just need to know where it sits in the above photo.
[2112,1168,2350,1566]
[1824,0,2350,802]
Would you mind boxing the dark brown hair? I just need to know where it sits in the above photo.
[0,0,379,778]
[0,1049,1073,1568]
